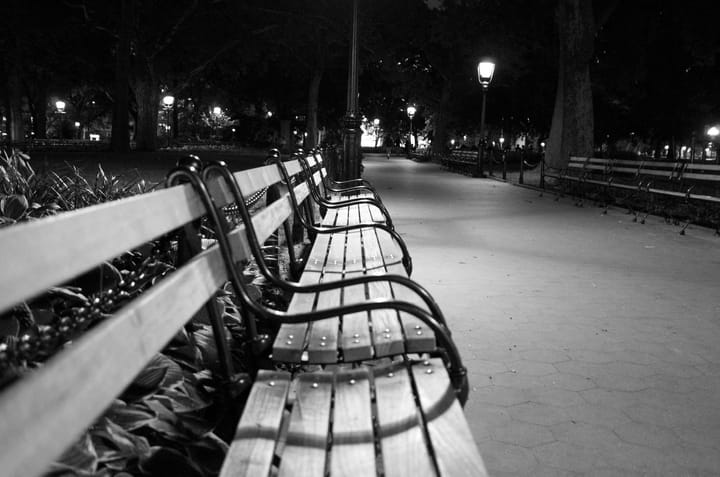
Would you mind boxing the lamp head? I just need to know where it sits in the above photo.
[477,60,496,88]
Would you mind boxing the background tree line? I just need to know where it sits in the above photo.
[1,0,718,164]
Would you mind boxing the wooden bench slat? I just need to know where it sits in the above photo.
[375,365,437,476]
[344,228,366,273]
[272,272,319,363]
[367,280,406,358]
[0,247,228,477]
[330,368,377,476]
[305,233,332,272]
[278,372,334,477]
[220,370,292,477]
[306,287,341,363]
[411,359,488,476]
[681,171,720,181]
[323,230,347,274]
[340,271,374,362]
[0,184,203,314]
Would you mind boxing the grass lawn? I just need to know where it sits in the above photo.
[25,147,270,186]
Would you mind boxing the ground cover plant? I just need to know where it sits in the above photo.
[0,148,287,476]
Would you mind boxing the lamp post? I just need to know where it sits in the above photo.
[212,106,222,139]
[373,118,380,150]
[406,105,416,151]
[476,59,495,177]
[708,126,719,161]
[162,95,175,147]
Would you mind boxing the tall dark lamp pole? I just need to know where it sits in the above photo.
[476,60,495,177]
[342,0,361,180]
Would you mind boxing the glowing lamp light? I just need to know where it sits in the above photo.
[162,95,175,107]
[406,105,416,119]
[450,139,455,146]
[708,126,720,138]
[499,137,505,145]
[373,118,380,127]
[74,121,80,128]
[212,106,222,116]
[477,60,495,88]
[55,100,66,113]
[267,111,273,118]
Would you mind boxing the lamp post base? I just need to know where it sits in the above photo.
[342,115,362,180]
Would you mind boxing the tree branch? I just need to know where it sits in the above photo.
[595,0,620,32]
[170,38,243,94]
[63,1,118,39]
[150,0,199,59]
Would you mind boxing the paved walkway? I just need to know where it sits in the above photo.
[363,154,720,476]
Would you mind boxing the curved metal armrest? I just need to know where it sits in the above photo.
[330,177,374,187]
[280,273,443,325]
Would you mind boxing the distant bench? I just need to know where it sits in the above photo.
[0,150,487,476]
[440,150,478,176]
[543,155,720,233]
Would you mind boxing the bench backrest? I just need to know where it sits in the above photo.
[0,158,309,477]
[568,156,720,186]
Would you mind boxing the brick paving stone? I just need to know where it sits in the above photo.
[613,421,679,448]
[507,402,569,426]
[491,420,556,448]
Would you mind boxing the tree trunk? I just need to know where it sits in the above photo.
[6,66,25,144]
[133,66,159,152]
[431,78,452,155]
[111,0,132,152]
[546,0,595,168]
[305,68,322,149]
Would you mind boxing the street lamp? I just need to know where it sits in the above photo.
[212,106,222,139]
[162,95,175,147]
[373,118,380,149]
[708,126,719,161]
[476,59,495,177]
[55,100,66,114]
[406,105,416,150]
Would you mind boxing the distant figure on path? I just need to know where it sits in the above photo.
[385,135,393,159]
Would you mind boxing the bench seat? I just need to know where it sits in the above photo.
[221,358,487,477]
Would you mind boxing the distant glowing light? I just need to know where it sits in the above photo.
[708,126,720,137]
[212,106,222,116]
[162,95,175,107]
[55,100,66,113]
[406,105,416,118]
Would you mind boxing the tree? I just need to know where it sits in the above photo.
[547,0,619,168]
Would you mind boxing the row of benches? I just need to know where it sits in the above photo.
[0,149,487,476]
[543,156,720,233]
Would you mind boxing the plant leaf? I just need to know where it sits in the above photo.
[51,433,98,475]
[139,447,204,477]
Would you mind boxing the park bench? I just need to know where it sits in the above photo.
[543,155,720,233]
[440,150,478,176]
[0,152,486,476]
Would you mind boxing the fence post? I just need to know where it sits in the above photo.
[519,150,525,185]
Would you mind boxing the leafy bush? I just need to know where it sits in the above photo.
[0,148,286,476]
